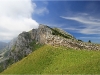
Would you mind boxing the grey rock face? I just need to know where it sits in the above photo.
[0,24,100,72]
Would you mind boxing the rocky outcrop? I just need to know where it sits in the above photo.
[0,24,100,72]
[36,24,100,50]
[3,24,77,62]
[46,36,100,50]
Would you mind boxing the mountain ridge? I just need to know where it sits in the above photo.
[0,24,100,72]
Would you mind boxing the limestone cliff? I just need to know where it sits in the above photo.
[0,24,100,72]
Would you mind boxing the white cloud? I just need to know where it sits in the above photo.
[78,13,88,16]
[0,0,39,42]
[61,14,100,34]
[61,16,100,25]
[35,7,49,15]
[34,1,49,15]
[79,37,100,39]
[63,27,81,31]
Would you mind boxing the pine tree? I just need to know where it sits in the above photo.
[88,40,91,43]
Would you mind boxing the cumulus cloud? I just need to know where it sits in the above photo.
[0,0,39,42]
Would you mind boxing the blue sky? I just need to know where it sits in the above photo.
[0,0,100,43]
[33,1,100,43]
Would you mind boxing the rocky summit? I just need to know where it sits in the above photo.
[0,24,100,72]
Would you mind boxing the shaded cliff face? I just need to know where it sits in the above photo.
[1,24,100,72]
[0,24,75,72]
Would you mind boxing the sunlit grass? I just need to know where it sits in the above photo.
[1,45,100,74]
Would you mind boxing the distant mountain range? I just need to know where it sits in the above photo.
[0,42,7,51]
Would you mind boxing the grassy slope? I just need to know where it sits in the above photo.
[1,45,100,74]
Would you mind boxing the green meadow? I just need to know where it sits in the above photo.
[1,45,100,74]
